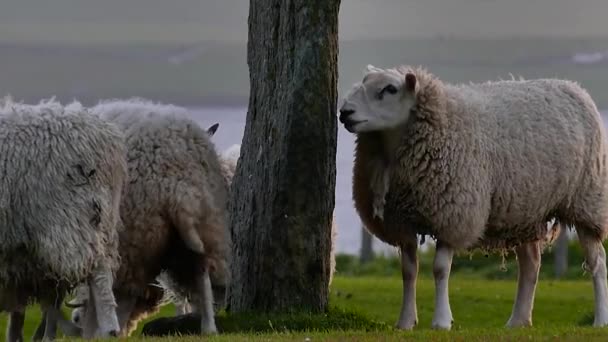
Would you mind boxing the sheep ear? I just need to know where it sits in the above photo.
[365,64,382,74]
[405,73,417,93]
[207,123,219,136]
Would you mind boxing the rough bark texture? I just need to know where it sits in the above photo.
[228,0,340,313]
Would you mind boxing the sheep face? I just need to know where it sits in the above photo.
[66,284,89,328]
[339,64,417,133]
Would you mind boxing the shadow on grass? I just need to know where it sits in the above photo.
[141,306,391,337]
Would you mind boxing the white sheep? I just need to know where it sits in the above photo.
[339,64,608,330]
[0,97,127,341]
[64,98,230,336]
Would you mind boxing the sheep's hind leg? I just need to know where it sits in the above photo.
[396,239,418,330]
[115,294,136,337]
[6,308,25,342]
[576,227,608,326]
[175,300,192,315]
[506,241,541,327]
[431,241,454,330]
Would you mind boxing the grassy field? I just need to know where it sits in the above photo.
[2,273,607,341]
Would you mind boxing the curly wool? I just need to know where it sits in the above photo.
[0,97,126,306]
[86,98,230,334]
[358,67,608,251]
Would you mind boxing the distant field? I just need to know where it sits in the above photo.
[2,38,608,108]
[1,275,606,340]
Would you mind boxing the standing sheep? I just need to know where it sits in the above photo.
[0,97,126,341]
[64,98,230,336]
[338,64,608,330]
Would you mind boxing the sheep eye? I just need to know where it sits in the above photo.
[376,84,398,100]
[383,84,398,95]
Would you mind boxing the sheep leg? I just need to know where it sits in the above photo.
[396,241,418,330]
[115,295,136,336]
[32,310,46,341]
[42,306,59,341]
[506,241,541,327]
[576,227,608,326]
[431,242,454,330]
[87,265,120,337]
[175,300,192,315]
[196,269,218,334]
[6,309,25,342]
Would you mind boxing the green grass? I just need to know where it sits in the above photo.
[2,274,607,340]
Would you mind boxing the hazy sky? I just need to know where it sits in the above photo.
[1,0,607,43]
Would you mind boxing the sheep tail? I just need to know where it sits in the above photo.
[170,184,207,256]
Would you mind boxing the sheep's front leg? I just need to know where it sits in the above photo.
[576,228,608,326]
[197,269,218,334]
[432,242,454,330]
[32,310,47,341]
[87,264,120,338]
[6,309,25,342]
[506,241,541,327]
[396,241,418,329]
[42,306,59,340]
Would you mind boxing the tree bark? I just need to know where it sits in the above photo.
[228,0,341,313]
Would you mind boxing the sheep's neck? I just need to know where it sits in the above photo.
[380,126,404,164]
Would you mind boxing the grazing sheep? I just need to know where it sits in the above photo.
[338,64,608,330]
[0,97,127,341]
[157,143,242,316]
[64,99,230,336]
[160,143,338,318]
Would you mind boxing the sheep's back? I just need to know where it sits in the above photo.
[0,104,126,285]
[464,79,607,232]
[94,102,229,291]
[388,78,608,250]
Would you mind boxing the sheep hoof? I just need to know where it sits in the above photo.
[593,318,608,327]
[505,317,532,328]
[201,325,218,335]
[395,319,417,330]
[431,319,452,330]
[201,327,217,335]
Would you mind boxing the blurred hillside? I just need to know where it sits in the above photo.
[1,0,608,107]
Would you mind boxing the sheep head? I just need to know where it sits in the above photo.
[339,64,418,133]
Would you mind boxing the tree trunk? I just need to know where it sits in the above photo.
[228,0,341,313]
[554,226,569,278]
[359,224,374,263]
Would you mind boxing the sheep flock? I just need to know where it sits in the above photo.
[2,60,608,340]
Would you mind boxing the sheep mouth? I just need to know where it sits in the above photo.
[343,119,366,133]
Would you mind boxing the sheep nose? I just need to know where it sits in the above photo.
[339,109,355,123]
